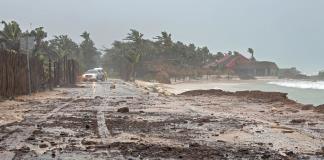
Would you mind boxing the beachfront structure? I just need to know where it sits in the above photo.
[235,61,278,76]
[205,53,279,77]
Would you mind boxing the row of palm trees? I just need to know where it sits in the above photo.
[102,29,256,81]
[1,20,256,81]
[0,20,100,71]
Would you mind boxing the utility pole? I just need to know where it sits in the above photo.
[26,37,32,95]
[20,35,35,96]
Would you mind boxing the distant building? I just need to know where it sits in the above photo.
[278,67,308,79]
[205,53,279,77]
[235,61,278,76]
[278,67,300,78]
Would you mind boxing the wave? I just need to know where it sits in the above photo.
[268,80,324,90]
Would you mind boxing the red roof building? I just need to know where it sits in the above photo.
[205,53,278,77]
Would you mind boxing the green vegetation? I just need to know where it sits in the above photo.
[0,20,100,71]
[102,29,222,82]
[1,20,260,82]
[0,21,22,52]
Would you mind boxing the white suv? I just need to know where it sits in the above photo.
[93,68,105,81]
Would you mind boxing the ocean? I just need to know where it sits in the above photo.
[167,80,324,106]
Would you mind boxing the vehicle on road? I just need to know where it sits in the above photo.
[82,69,103,82]
[93,67,106,81]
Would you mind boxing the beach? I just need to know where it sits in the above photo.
[162,79,324,106]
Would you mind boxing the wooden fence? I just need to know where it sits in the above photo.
[0,51,79,97]
[0,51,44,97]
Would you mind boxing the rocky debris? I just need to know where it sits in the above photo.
[97,142,285,160]
[180,89,232,96]
[196,117,211,123]
[19,146,30,153]
[110,84,116,89]
[81,139,98,145]
[27,135,35,141]
[290,119,306,124]
[1,80,323,159]
[301,104,314,110]
[189,142,200,148]
[285,108,300,113]
[307,122,318,126]
[50,141,57,146]
[315,104,324,113]
[317,147,324,155]
[282,130,294,133]
[180,89,294,103]
[236,91,293,103]
[117,107,129,113]
[56,97,73,102]
[39,144,48,148]
[270,107,278,112]
[94,96,103,99]
[73,98,93,103]
[60,132,69,137]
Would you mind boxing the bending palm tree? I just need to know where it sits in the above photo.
[0,21,22,52]
[154,31,172,48]
[248,48,255,61]
[123,29,144,81]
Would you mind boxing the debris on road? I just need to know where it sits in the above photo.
[0,80,322,159]
[117,107,129,113]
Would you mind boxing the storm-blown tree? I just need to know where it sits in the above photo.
[123,29,145,81]
[102,29,219,82]
[0,20,22,52]
[154,31,172,49]
[79,31,101,70]
[29,27,48,59]
[248,48,255,61]
[49,35,79,59]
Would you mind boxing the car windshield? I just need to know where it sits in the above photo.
[85,70,98,74]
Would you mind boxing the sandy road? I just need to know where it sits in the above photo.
[0,80,147,159]
[0,80,322,159]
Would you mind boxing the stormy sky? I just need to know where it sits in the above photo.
[1,0,323,75]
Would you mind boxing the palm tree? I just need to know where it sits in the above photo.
[30,27,47,50]
[123,29,144,81]
[30,27,47,57]
[154,31,172,48]
[248,48,255,61]
[0,21,22,52]
[124,29,144,45]
[80,31,91,42]
[50,35,79,58]
[79,31,100,70]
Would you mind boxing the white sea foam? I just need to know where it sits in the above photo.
[268,80,324,90]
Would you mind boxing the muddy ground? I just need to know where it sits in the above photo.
[0,80,323,160]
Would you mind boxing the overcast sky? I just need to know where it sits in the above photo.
[1,0,324,74]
